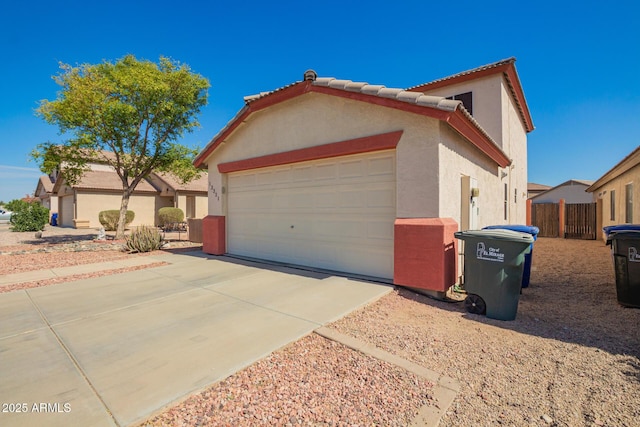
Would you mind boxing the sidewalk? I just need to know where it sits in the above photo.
[0,256,163,288]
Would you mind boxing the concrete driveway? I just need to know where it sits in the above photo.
[0,251,391,427]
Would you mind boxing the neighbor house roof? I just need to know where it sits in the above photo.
[530,179,594,201]
[152,171,208,192]
[406,58,534,133]
[194,72,513,169]
[586,145,640,193]
[35,175,55,194]
[527,182,551,192]
[52,170,158,193]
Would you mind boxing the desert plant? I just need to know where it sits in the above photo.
[99,210,135,231]
[8,200,49,232]
[125,225,164,253]
[158,207,184,226]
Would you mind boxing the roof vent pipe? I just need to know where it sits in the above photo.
[303,69,317,81]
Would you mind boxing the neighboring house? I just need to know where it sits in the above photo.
[527,182,551,199]
[52,161,208,228]
[34,175,58,218]
[194,58,534,296]
[147,172,208,220]
[586,145,640,229]
[529,179,594,204]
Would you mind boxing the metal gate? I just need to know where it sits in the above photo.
[531,203,559,237]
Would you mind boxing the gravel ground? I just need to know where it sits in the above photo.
[2,224,639,426]
[331,238,640,426]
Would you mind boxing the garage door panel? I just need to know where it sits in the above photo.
[228,151,395,279]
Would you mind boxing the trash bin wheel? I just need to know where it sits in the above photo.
[464,294,486,315]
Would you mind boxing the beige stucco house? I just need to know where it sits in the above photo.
[52,162,208,229]
[194,58,534,295]
[586,145,640,235]
[34,175,58,220]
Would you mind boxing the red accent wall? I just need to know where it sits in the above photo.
[202,215,226,255]
[218,131,403,173]
[394,218,459,292]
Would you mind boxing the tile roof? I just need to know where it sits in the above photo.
[241,76,496,149]
[38,175,54,193]
[406,58,516,90]
[586,145,640,192]
[71,170,158,193]
[152,171,208,192]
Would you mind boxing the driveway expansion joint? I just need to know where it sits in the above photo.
[24,289,120,427]
[314,326,459,427]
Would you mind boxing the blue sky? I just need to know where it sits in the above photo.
[1,0,639,203]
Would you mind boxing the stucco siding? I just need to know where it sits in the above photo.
[75,192,159,228]
[438,124,506,228]
[590,166,640,228]
[419,74,504,147]
[206,93,442,219]
[503,83,528,223]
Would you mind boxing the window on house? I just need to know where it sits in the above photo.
[610,190,616,221]
[446,92,473,115]
[504,183,508,220]
[626,184,633,223]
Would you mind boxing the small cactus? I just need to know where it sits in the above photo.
[125,225,164,253]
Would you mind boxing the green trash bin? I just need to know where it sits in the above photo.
[454,229,534,320]
[610,230,640,308]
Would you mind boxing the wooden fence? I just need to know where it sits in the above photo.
[531,202,596,239]
[564,203,597,240]
[531,203,559,237]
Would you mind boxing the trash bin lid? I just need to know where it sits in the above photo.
[483,224,539,239]
[455,229,535,244]
[603,224,640,236]
[610,230,640,241]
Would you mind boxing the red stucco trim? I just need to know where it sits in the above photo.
[393,217,459,292]
[202,215,226,255]
[446,111,511,168]
[218,130,403,173]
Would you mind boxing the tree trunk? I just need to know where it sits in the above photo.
[115,189,133,239]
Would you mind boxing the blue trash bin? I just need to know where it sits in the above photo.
[603,224,640,245]
[483,225,539,288]
[51,213,58,226]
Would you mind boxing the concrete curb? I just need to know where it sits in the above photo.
[315,327,460,427]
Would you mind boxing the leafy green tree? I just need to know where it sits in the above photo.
[32,55,210,238]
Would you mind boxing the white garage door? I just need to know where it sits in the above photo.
[227,150,396,279]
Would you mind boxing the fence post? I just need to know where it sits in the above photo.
[559,199,566,238]
[526,199,532,226]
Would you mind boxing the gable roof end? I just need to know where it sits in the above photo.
[406,58,534,133]
[586,145,640,193]
[194,75,512,169]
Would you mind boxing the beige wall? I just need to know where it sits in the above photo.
[203,92,522,229]
[75,191,161,228]
[206,93,442,219]
[175,193,208,219]
[591,165,640,229]
[420,74,504,147]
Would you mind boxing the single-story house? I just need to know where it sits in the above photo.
[194,58,534,295]
[586,145,640,231]
[527,182,551,199]
[52,165,208,229]
[529,179,594,204]
[34,175,58,219]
